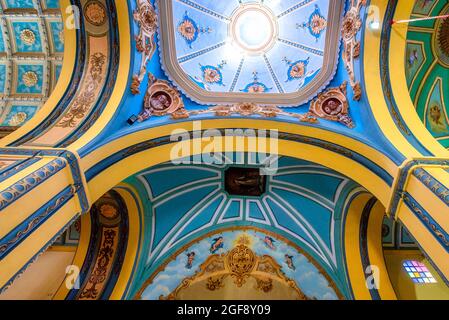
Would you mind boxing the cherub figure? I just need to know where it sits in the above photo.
[285,254,296,271]
[185,252,196,269]
[210,236,224,254]
[263,236,276,250]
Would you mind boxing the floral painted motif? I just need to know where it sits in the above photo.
[240,72,272,93]
[297,5,327,41]
[200,60,226,86]
[177,11,212,48]
[19,29,36,45]
[283,56,310,82]
[56,52,106,128]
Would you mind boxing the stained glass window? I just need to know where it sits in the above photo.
[402,260,437,284]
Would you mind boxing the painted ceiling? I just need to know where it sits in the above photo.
[139,230,340,300]
[125,154,359,298]
[406,0,449,148]
[0,0,64,127]
[157,0,343,105]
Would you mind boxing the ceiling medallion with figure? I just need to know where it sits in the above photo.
[20,29,36,45]
[306,81,355,128]
[129,73,188,124]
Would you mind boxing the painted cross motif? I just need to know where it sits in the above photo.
[240,71,272,93]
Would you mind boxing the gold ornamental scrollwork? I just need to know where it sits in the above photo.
[132,73,188,123]
[227,244,256,287]
[131,0,158,95]
[160,239,310,300]
[306,81,355,128]
[341,0,366,101]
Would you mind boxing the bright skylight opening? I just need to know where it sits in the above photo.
[236,10,271,49]
[229,4,277,55]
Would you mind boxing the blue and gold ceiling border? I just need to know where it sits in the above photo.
[7,0,121,148]
[0,0,64,129]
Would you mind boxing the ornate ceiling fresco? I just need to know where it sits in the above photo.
[124,155,360,299]
[156,0,344,106]
[138,230,340,300]
[0,0,64,129]
[406,0,449,148]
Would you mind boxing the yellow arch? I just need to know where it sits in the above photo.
[0,0,77,147]
[344,191,397,300]
[53,183,143,300]
[0,0,132,150]
[85,132,394,208]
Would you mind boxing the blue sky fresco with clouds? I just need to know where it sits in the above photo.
[141,230,338,300]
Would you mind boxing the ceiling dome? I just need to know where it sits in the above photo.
[156,0,343,106]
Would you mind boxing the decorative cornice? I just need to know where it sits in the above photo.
[413,168,449,206]
[0,158,67,211]
[85,129,393,186]
[0,213,81,294]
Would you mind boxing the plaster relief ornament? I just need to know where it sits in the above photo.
[341,0,366,101]
[137,73,188,122]
[99,203,118,219]
[188,102,319,124]
[8,112,28,126]
[22,71,39,88]
[84,1,107,26]
[227,240,256,287]
[297,4,327,41]
[306,81,355,128]
[20,29,36,45]
[131,0,158,95]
